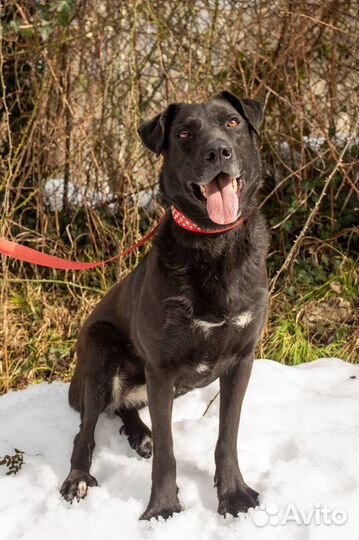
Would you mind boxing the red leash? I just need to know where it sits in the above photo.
[0,215,166,271]
[0,206,246,271]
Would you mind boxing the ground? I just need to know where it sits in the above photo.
[0,358,358,540]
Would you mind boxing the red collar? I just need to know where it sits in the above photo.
[171,206,245,234]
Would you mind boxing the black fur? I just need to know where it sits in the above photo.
[60,91,269,520]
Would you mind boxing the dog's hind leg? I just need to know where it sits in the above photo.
[60,374,103,502]
[117,407,152,458]
[61,321,123,502]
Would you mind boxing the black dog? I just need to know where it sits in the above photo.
[60,90,269,520]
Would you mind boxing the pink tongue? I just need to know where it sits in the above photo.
[206,174,239,225]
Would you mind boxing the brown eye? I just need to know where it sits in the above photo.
[179,130,190,139]
[226,118,240,128]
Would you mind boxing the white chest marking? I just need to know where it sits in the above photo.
[193,318,225,338]
[232,311,253,328]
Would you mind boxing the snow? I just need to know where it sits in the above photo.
[303,134,359,151]
[0,358,358,540]
[43,178,159,212]
[43,178,113,210]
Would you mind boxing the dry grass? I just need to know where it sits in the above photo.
[1,0,358,394]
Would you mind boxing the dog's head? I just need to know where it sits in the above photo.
[138,91,263,228]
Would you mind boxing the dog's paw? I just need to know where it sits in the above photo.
[139,497,182,520]
[60,469,98,502]
[120,425,153,459]
[134,433,152,459]
[217,484,259,517]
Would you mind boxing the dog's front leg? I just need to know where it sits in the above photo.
[215,352,259,516]
[140,365,181,520]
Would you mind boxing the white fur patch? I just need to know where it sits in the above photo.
[232,311,253,328]
[77,480,88,499]
[111,373,123,408]
[193,318,225,338]
[123,384,148,408]
[108,376,148,411]
[195,362,208,374]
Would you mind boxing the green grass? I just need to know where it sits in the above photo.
[262,256,358,364]
[264,312,356,365]
[1,255,357,394]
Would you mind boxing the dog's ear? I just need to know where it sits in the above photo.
[138,104,178,157]
[215,90,263,136]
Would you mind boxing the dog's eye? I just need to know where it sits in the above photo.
[226,118,240,128]
[179,130,190,139]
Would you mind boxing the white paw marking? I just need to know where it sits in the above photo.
[232,311,253,328]
[77,480,88,498]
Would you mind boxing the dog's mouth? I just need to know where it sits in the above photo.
[191,173,244,225]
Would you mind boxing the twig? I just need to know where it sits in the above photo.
[270,113,359,294]
[202,391,219,416]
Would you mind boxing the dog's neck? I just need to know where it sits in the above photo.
[154,207,267,311]
[171,206,246,235]
[155,206,259,263]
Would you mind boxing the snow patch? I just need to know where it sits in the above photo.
[0,358,358,540]
[43,178,159,212]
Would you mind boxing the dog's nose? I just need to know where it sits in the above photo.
[204,143,232,164]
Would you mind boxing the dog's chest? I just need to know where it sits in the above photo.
[164,291,255,338]
[162,293,256,388]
